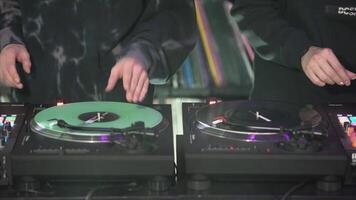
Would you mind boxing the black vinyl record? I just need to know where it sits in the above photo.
[195,101,323,142]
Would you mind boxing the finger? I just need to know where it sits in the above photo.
[139,79,149,102]
[3,68,22,88]
[310,72,326,87]
[314,67,335,85]
[132,71,147,103]
[129,65,143,94]
[305,66,325,87]
[122,60,133,92]
[17,50,31,74]
[22,60,31,74]
[2,69,16,87]
[6,64,21,84]
[346,70,356,80]
[310,62,335,85]
[314,55,343,85]
[3,52,22,86]
[105,64,123,92]
[126,90,133,102]
[322,49,351,85]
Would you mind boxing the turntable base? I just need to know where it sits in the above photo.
[183,101,347,178]
[9,103,174,179]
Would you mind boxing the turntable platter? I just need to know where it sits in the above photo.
[30,102,163,143]
[198,101,300,129]
[195,101,322,142]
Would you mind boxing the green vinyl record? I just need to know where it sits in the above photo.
[30,101,163,143]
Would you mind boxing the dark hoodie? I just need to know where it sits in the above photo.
[0,0,196,104]
[232,0,356,105]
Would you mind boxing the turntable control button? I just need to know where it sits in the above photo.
[33,148,60,154]
[64,148,90,154]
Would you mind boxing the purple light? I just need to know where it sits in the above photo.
[248,134,256,142]
[100,135,109,142]
[283,132,291,141]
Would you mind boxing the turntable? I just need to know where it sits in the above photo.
[182,100,348,186]
[9,102,174,185]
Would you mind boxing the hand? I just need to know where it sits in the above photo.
[301,46,356,87]
[105,57,149,103]
[0,44,31,89]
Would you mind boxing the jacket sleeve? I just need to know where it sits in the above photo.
[0,0,24,50]
[119,0,197,84]
[231,0,311,70]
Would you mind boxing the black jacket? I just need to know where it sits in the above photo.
[232,0,356,105]
[0,0,196,104]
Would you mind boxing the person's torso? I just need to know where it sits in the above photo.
[282,0,356,69]
[252,0,356,104]
[14,0,147,103]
